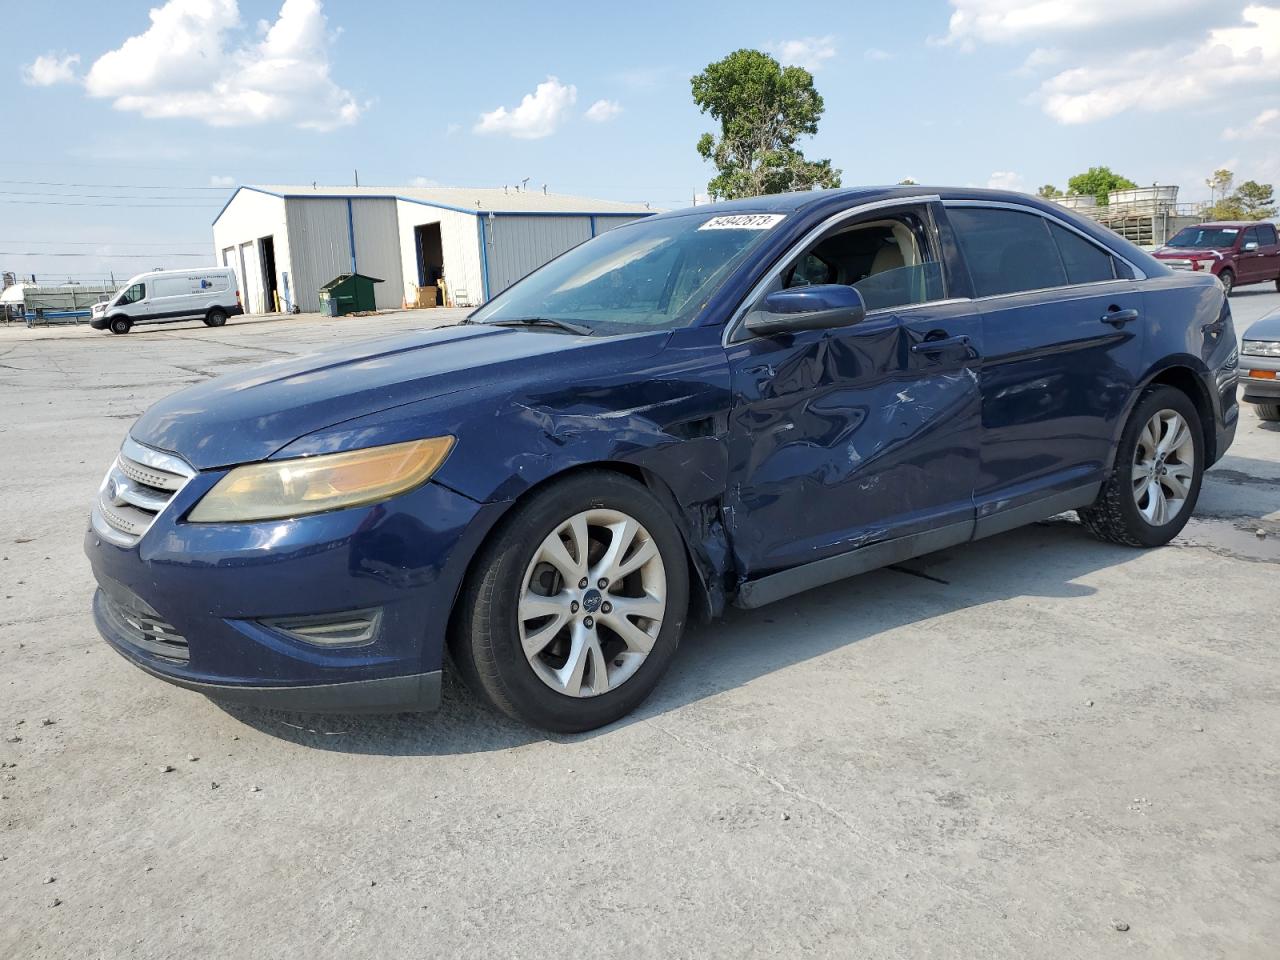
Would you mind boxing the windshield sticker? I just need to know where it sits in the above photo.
[698,214,786,231]
[1223,228,1239,234]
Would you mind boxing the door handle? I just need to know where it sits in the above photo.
[1100,307,1140,327]
[911,334,970,355]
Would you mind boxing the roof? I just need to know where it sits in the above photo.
[229,184,655,218]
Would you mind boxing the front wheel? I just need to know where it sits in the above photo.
[1080,386,1204,547]
[451,471,689,732]
[109,317,131,335]
[1256,402,1280,422]
[1219,268,1235,297]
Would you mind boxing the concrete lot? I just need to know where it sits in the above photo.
[1,291,1278,958]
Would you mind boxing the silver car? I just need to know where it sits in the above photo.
[1241,308,1280,421]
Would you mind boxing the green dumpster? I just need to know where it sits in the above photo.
[318,273,383,316]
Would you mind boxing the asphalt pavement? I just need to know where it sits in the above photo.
[1,291,1278,958]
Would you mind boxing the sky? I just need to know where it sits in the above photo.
[3,0,1278,282]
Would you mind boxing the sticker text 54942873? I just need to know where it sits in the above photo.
[698,214,786,231]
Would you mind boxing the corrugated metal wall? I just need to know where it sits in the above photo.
[395,201,485,308]
[349,199,404,310]
[285,199,353,312]
[592,215,645,235]
[485,216,593,295]
[212,189,290,314]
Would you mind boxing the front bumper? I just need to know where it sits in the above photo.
[85,473,505,713]
[1240,354,1280,404]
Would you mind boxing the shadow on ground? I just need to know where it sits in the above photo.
[218,518,1136,756]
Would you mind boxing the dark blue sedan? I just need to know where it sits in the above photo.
[86,187,1239,731]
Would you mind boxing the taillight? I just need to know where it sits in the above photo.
[235,289,241,302]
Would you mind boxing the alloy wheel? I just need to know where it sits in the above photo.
[1131,409,1195,526]
[518,509,666,698]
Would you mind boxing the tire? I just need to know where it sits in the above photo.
[109,317,132,335]
[450,470,689,733]
[204,308,228,328]
[1080,385,1204,547]
[1218,268,1235,296]
[1256,402,1280,422]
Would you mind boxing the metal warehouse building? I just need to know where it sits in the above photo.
[212,185,654,314]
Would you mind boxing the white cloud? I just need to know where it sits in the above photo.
[584,99,622,123]
[1225,107,1280,140]
[769,36,837,72]
[940,0,1216,47]
[1039,5,1280,124]
[987,171,1026,191]
[209,174,236,187]
[409,176,439,187]
[864,48,893,61]
[22,52,81,86]
[475,77,577,139]
[83,0,361,131]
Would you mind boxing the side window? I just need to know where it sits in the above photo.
[118,283,145,305]
[1048,222,1118,284]
[1260,224,1278,246]
[1241,227,1259,248]
[947,207,1066,297]
[779,212,944,312]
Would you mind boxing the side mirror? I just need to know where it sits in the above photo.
[745,284,867,336]
[1243,241,1259,252]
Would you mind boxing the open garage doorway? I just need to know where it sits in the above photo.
[258,236,279,314]
[415,223,444,305]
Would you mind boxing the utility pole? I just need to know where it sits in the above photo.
[354,169,360,187]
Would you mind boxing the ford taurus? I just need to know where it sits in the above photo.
[86,187,1240,732]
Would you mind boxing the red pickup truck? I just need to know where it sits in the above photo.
[1153,221,1280,295]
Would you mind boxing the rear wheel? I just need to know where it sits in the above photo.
[1219,268,1235,296]
[109,317,131,335]
[1080,386,1203,547]
[451,471,688,733]
[1256,402,1280,422]
[204,308,228,327]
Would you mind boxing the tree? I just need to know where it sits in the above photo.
[1205,169,1234,206]
[1067,166,1138,205]
[898,178,918,185]
[692,49,841,199]
[1037,184,1062,199]
[1233,180,1277,219]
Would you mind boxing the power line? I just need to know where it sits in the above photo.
[0,199,222,208]
[0,251,209,258]
[0,190,227,201]
[0,238,208,246]
[0,178,230,191]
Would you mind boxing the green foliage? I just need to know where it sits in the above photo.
[898,178,918,185]
[692,49,842,199]
[1205,169,1234,203]
[1036,184,1062,199]
[1233,180,1277,219]
[1066,167,1138,205]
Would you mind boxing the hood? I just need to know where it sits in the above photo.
[130,324,664,470]
[1244,308,1280,342]
[1155,247,1225,257]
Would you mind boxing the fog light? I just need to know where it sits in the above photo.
[260,609,382,646]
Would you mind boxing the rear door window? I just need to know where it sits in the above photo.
[947,207,1067,297]
[1260,224,1278,246]
[1048,222,1119,284]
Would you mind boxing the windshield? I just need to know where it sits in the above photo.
[469,212,785,335]
[1166,227,1239,249]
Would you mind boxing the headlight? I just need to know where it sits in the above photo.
[188,437,454,523]
[1242,340,1280,358]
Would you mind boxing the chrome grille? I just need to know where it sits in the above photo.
[91,438,194,547]
[97,588,190,662]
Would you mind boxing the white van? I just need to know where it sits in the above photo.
[90,268,243,335]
